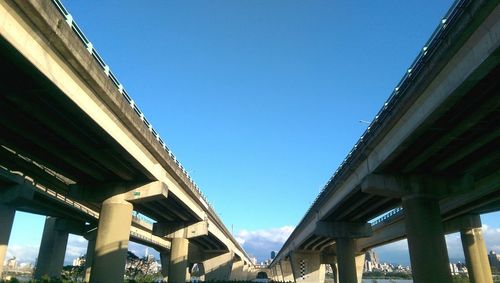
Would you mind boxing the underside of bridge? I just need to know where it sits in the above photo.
[0,1,251,279]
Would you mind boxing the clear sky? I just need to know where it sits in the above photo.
[6,0,500,265]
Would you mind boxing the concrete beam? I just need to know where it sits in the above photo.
[69,181,168,203]
[54,218,89,235]
[315,221,372,239]
[153,220,208,239]
[361,174,472,198]
[0,182,35,204]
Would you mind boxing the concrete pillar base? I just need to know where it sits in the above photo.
[169,237,189,283]
[0,205,15,278]
[90,195,133,283]
[159,251,169,282]
[202,252,233,281]
[461,223,493,283]
[403,194,452,283]
[290,251,325,283]
[336,238,357,283]
[34,217,69,279]
[355,253,365,283]
[84,230,96,283]
[280,259,294,282]
[230,260,244,280]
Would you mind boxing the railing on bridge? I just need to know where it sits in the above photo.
[369,207,404,228]
[49,0,216,213]
[1,164,99,219]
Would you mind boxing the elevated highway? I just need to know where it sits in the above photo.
[0,0,255,282]
[269,1,500,283]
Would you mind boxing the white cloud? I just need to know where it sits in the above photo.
[6,244,40,264]
[64,235,89,265]
[236,226,294,262]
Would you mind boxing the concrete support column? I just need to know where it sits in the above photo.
[280,260,294,282]
[34,217,69,279]
[203,252,233,280]
[159,251,170,282]
[242,264,250,280]
[290,251,325,283]
[0,205,15,278]
[230,260,244,280]
[275,262,284,281]
[273,266,278,281]
[461,226,493,283]
[403,194,452,283]
[355,253,365,283]
[336,238,357,283]
[169,237,189,283]
[84,230,96,283]
[329,262,339,283]
[90,195,133,283]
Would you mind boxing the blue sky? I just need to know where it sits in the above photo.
[6,0,500,265]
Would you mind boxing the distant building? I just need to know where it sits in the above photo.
[271,251,277,260]
[363,249,411,273]
[364,250,380,272]
[6,257,17,269]
[72,256,86,267]
[489,250,500,270]
[449,261,467,275]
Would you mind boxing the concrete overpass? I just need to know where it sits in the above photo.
[0,0,256,282]
[269,0,500,283]
[0,165,170,281]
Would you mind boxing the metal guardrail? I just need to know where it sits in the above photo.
[304,0,470,217]
[11,171,100,219]
[369,207,404,227]
[49,0,214,213]
[130,230,169,249]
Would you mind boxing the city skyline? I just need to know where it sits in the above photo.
[3,0,500,274]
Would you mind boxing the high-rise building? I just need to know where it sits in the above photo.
[488,250,500,270]
[271,251,277,260]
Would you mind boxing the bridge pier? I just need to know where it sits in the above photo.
[336,238,365,283]
[362,175,454,283]
[203,251,233,280]
[355,253,365,283]
[90,195,133,283]
[280,259,294,282]
[242,263,251,280]
[159,250,170,282]
[34,217,69,279]
[0,205,15,278]
[336,238,356,282]
[229,259,244,280]
[313,222,371,283]
[275,261,284,281]
[83,229,97,283]
[403,194,452,283]
[169,237,190,283]
[289,251,325,283]
[458,215,492,283]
